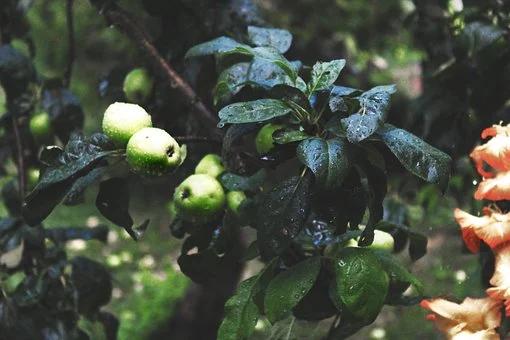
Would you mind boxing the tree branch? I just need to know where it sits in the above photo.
[11,116,26,198]
[175,136,222,144]
[64,0,75,87]
[96,2,222,138]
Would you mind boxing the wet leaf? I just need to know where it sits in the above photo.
[342,85,396,143]
[297,138,350,189]
[329,247,389,324]
[220,169,266,192]
[376,124,452,191]
[308,60,345,94]
[328,86,360,113]
[247,26,293,53]
[217,260,276,340]
[218,99,292,127]
[256,175,312,259]
[185,37,246,58]
[264,257,321,323]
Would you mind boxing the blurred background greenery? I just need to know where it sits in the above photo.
[2,0,506,338]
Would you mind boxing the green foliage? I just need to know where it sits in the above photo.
[329,247,389,324]
[116,267,189,340]
[264,257,321,323]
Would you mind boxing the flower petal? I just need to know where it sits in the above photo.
[470,135,510,177]
[474,172,510,201]
[421,296,502,337]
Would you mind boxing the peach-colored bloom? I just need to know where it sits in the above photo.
[474,171,510,201]
[470,134,510,178]
[455,208,510,252]
[481,124,510,139]
[487,243,510,316]
[421,297,502,339]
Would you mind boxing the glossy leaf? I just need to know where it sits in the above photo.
[264,257,321,323]
[376,124,452,191]
[220,169,266,192]
[247,26,293,53]
[297,138,350,189]
[273,129,310,144]
[342,85,396,143]
[256,175,312,259]
[217,261,276,340]
[330,248,389,324]
[329,86,360,113]
[185,37,246,58]
[308,59,345,94]
[218,99,292,127]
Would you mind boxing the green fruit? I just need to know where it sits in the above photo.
[226,191,246,214]
[102,102,152,147]
[29,111,52,141]
[123,68,154,104]
[345,230,394,251]
[194,154,225,178]
[368,230,394,251]
[126,127,182,175]
[27,168,40,188]
[173,174,225,222]
[255,123,283,154]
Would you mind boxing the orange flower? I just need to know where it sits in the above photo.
[421,297,502,339]
[454,208,510,252]
[481,124,510,139]
[470,134,510,178]
[474,171,510,201]
[487,243,510,316]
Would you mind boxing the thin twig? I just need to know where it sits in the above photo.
[11,117,26,198]
[97,3,221,137]
[175,136,222,144]
[64,0,75,87]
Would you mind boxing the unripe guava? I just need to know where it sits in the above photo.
[194,154,225,178]
[123,68,154,104]
[126,127,182,176]
[255,123,283,154]
[102,102,152,147]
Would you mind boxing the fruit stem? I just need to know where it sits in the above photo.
[11,116,26,199]
[64,0,75,88]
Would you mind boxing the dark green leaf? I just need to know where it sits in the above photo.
[329,247,389,324]
[214,62,250,104]
[247,26,293,54]
[218,99,292,127]
[217,261,276,340]
[376,124,452,191]
[270,84,312,113]
[63,166,107,206]
[342,85,396,143]
[256,175,312,259]
[372,250,424,295]
[297,138,350,189]
[357,162,387,246]
[329,86,360,113]
[71,257,112,315]
[308,60,345,94]
[96,178,138,240]
[0,45,35,98]
[185,37,246,58]
[458,22,504,55]
[23,134,117,225]
[220,169,266,192]
[250,47,297,82]
[273,129,309,144]
[408,232,428,262]
[264,257,321,323]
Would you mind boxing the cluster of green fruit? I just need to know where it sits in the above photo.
[169,154,246,224]
[27,67,154,144]
[102,101,185,176]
